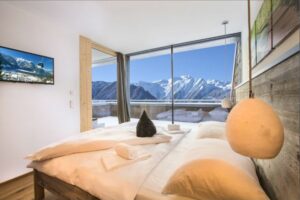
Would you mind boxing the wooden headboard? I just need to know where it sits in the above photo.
[234,52,300,200]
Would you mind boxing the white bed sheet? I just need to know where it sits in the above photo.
[28,121,259,200]
[29,121,195,200]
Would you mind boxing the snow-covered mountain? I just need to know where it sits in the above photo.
[135,75,231,100]
[16,58,36,70]
[92,75,231,100]
[92,81,156,100]
[135,81,165,99]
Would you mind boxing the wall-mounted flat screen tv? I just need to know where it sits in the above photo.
[0,46,54,84]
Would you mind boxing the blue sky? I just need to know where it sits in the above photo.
[0,47,54,71]
[92,43,235,83]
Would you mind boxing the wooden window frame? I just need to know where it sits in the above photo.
[79,36,117,132]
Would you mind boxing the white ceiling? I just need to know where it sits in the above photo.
[7,0,263,54]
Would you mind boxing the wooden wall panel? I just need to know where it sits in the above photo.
[91,42,117,57]
[234,53,300,200]
[80,36,93,132]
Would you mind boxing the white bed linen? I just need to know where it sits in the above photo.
[27,125,172,161]
[28,121,261,200]
[139,128,258,198]
[28,121,190,200]
[101,150,151,171]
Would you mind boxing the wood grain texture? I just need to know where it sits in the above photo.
[234,53,300,200]
[80,36,117,132]
[80,36,93,132]
[92,42,117,57]
[0,172,34,200]
[0,171,66,200]
[34,170,99,200]
[34,170,44,200]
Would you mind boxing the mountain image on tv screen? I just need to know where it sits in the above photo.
[0,46,54,84]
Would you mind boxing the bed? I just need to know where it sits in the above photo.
[28,121,269,200]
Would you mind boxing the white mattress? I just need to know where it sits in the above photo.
[28,121,258,200]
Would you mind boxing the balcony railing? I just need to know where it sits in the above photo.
[92,99,221,122]
[93,99,221,105]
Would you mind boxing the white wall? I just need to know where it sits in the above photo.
[0,2,80,182]
[241,28,250,83]
[239,1,264,85]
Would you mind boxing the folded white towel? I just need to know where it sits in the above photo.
[123,134,172,145]
[101,151,151,171]
[161,127,191,134]
[114,143,140,160]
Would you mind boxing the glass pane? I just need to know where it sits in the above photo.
[91,49,118,127]
[173,38,236,123]
[129,49,172,122]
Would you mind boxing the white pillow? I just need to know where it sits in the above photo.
[197,121,226,140]
[162,159,269,200]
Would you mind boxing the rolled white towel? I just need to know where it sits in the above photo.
[114,143,140,160]
[102,143,151,170]
[101,151,151,171]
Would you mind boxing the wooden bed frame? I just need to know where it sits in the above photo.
[34,170,100,200]
[34,167,275,200]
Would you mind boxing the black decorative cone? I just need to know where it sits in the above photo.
[136,110,157,137]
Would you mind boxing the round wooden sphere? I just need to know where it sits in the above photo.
[226,98,284,159]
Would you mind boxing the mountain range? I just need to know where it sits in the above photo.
[0,53,52,77]
[92,75,231,100]
[92,81,156,100]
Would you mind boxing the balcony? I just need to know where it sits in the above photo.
[92,99,227,127]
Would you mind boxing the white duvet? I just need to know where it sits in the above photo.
[27,121,262,200]
[28,122,186,200]
[27,128,172,161]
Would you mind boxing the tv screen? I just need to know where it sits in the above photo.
[0,46,54,84]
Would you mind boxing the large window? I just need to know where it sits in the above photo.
[91,35,240,125]
[128,34,239,123]
[173,42,235,102]
[172,39,236,123]
[91,49,117,127]
[129,49,172,121]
